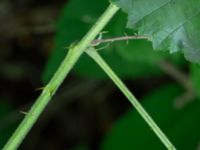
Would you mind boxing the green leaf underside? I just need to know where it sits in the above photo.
[42,0,184,83]
[111,0,200,63]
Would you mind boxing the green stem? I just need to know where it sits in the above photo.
[86,47,176,150]
[3,4,119,150]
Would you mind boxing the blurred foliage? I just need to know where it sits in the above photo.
[190,64,200,98]
[42,0,185,83]
[101,84,200,150]
[0,100,19,149]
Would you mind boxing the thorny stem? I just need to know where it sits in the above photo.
[86,47,177,150]
[91,35,148,46]
[3,4,119,150]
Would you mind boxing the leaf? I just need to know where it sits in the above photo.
[101,84,200,150]
[111,0,200,63]
[190,63,200,98]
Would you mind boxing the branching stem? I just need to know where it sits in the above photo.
[3,2,177,150]
[2,4,119,150]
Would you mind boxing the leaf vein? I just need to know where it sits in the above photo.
[160,9,200,45]
[132,0,172,25]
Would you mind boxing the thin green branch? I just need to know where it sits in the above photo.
[91,35,148,46]
[86,47,177,150]
[3,4,119,150]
